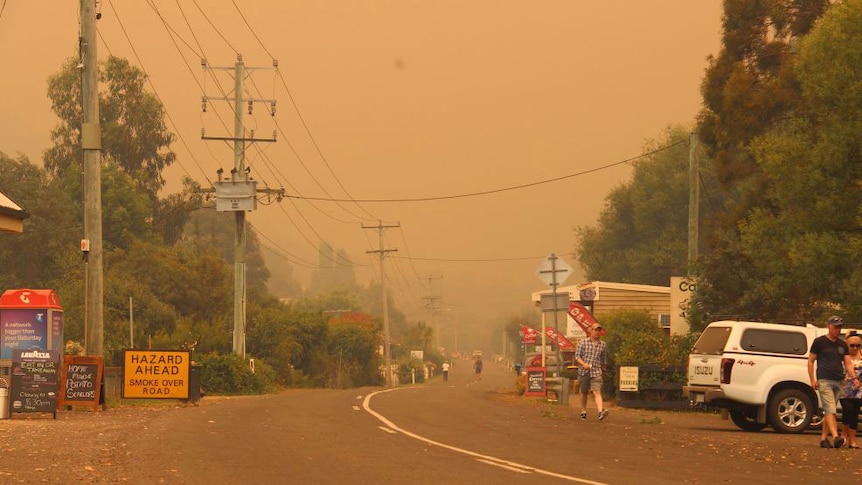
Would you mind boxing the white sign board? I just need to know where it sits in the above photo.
[670,276,695,336]
[619,366,639,392]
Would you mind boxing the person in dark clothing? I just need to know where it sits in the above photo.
[808,316,860,448]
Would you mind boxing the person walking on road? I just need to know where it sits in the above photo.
[442,361,450,382]
[839,334,862,448]
[575,324,609,421]
[808,316,860,448]
[473,356,483,379]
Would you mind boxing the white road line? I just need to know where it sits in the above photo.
[476,459,532,473]
[352,405,360,411]
[378,426,397,434]
[363,388,611,485]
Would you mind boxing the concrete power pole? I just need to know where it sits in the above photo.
[363,220,399,386]
[81,0,104,357]
[201,55,278,357]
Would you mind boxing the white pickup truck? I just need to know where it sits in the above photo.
[683,320,835,434]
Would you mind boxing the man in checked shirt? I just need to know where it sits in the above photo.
[575,324,609,421]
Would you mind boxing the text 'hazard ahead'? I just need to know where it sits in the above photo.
[123,350,190,399]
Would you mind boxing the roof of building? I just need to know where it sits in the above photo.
[0,189,29,234]
[532,280,671,302]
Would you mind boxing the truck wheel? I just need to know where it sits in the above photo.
[768,388,813,434]
[729,409,767,432]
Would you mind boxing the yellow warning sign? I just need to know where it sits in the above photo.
[122,350,190,399]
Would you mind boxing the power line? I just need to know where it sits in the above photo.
[192,0,237,54]
[285,139,688,203]
[393,253,577,263]
[105,0,207,183]
[230,0,273,59]
[136,3,362,269]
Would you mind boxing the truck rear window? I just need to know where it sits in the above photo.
[740,329,808,355]
[691,326,732,355]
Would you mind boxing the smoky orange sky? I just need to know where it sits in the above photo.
[0,1,723,351]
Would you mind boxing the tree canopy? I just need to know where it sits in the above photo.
[576,1,862,327]
[0,55,411,390]
[46,56,175,199]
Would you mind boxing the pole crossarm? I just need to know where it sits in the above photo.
[201,135,277,143]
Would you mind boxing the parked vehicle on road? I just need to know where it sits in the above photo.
[683,320,833,434]
[522,352,569,377]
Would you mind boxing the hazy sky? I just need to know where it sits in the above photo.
[0,1,723,349]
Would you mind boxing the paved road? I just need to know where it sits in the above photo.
[116,361,862,484]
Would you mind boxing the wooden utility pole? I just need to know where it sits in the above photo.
[231,57,247,358]
[422,274,443,350]
[688,132,699,273]
[81,0,104,356]
[363,220,399,386]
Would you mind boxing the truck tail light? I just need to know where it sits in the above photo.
[720,358,735,384]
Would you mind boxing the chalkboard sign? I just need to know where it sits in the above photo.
[10,348,59,416]
[60,355,103,410]
[524,367,547,396]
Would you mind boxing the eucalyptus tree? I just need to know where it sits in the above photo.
[698,0,828,188]
[576,126,702,286]
[45,56,175,200]
[726,0,862,322]
[691,0,834,324]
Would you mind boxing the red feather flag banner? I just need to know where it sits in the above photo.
[566,302,606,336]
[543,326,575,350]
[521,325,538,344]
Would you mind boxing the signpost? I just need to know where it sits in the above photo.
[60,355,103,411]
[122,350,190,399]
[524,367,547,396]
[10,349,59,418]
[619,366,639,392]
[535,254,573,370]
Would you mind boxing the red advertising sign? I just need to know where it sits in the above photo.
[567,302,605,336]
[543,326,575,350]
[521,325,538,344]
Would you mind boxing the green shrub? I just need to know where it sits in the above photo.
[197,352,280,395]
[599,310,696,398]
[397,358,426,384]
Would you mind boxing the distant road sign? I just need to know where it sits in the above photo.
[536,253,573,288]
